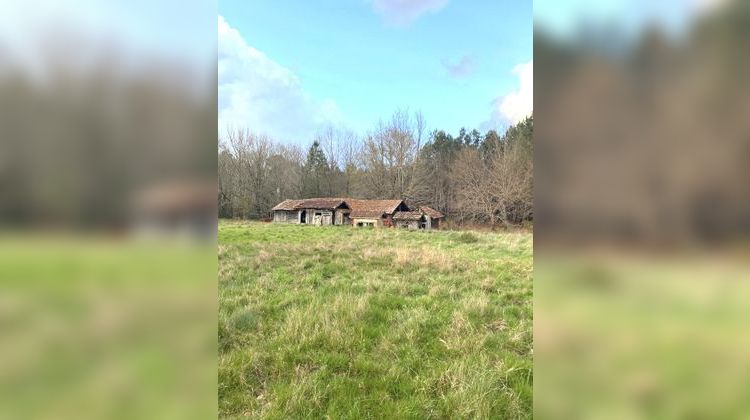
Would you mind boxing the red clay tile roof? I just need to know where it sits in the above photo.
[419,206,444,219]
[346,199,406,214]
[350,210,386,218]
[392,211,423,221]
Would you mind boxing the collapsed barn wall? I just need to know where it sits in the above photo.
[352,218,380,228]
[272,210,299,223]
[394,220,420,229]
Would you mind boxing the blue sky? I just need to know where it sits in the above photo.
[219,0,532,145]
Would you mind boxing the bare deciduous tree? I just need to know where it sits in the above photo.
[360,109,417,199]
[220,128,304,219]
[415,110,425,152]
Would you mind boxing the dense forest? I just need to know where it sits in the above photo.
[219,111,532,227]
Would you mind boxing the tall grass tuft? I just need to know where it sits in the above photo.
[457,232,480,243]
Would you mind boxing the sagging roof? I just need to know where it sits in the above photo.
[272,198,349,211]
[296,198,349,210]
[346,199,406,214]
[272,198,406,214]
[419,206,445,219]
[350,210,386,218]
[271,199,304,211]
[392,211,423,221]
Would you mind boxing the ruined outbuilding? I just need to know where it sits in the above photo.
[418,206,445,229]
[271,198,350,226]
[271,198,443,229]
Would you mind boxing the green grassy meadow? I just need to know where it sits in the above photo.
[218,220,533,418]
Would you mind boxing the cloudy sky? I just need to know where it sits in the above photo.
[219,0,532,144]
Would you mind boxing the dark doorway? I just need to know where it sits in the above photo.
[300,210,307,224]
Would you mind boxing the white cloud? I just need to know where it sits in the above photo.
[494,60,533,125]
[369,0,449,26]
[218,15,341,142]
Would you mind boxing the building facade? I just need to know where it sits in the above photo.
[271,199,351,226]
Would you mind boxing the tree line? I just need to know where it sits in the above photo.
[219,110,532,227]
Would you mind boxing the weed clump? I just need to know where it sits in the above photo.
[457,232,479,244]
[229,309,257,332]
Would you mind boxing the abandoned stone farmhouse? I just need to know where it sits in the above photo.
[271,198,444,230]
